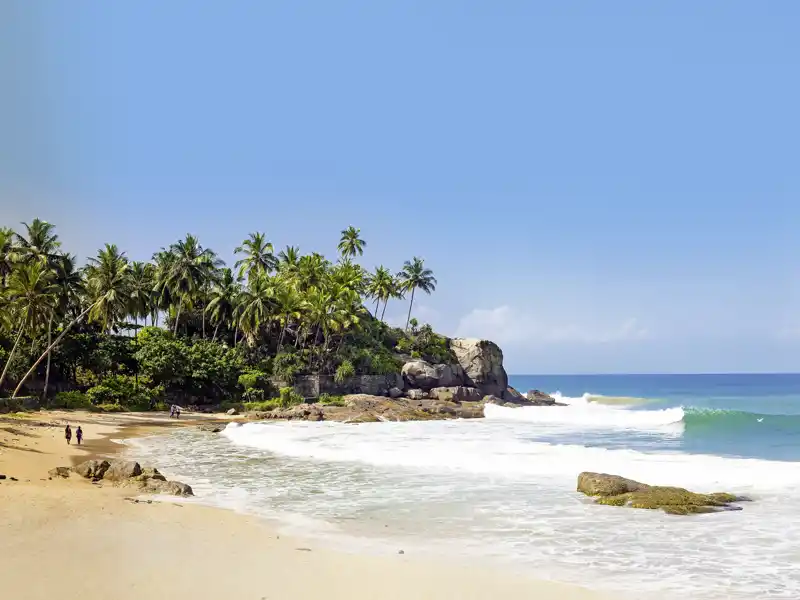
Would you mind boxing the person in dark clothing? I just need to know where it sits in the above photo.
[76,426,83,445]
[65,425,72,445]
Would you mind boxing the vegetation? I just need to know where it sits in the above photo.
[0,219,441,408]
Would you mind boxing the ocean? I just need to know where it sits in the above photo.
[127,373,800,599]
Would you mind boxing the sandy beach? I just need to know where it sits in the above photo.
[0,410,606,600]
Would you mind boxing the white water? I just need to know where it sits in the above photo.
[127,397,800,599]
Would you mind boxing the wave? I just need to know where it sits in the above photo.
[551,392,654,406]
[484,400,685,429]
[219,421,800,491]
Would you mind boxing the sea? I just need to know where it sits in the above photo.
[126,373,800,599]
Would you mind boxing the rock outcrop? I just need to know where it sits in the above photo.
[577,472,747,515]
[401,360,440,390]
[48,467,71,479]
[69,459,193,497]
[526,390,563,406]
[450,339,508,398]
[428,386,483,403]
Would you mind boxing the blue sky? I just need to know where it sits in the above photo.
[1,2,798,374]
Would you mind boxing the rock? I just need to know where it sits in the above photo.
[73,460,111,480]
[401,360,439,390]
[406,389,427,400]
[432,363,465,388]
[577,472,746,515]
[450,339,508,398]
[0,474,6,480]
[226,408,238,416]
[429,386,483,403]
[197,423,224,433]
[104,460,142,481]
[388,387,403,399]
[526,390,558,405]
[150,480,194,497]
[483,395,504,405]
[505,387,524,401]
[48,467,71,479]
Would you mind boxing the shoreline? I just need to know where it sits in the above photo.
[0,409,609,600]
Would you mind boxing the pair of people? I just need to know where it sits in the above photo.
[169,404,181,419]
[64,425,83,445]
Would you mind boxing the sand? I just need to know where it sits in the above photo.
[0,410,607,600]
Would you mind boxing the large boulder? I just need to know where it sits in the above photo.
[406,389,427,400]
[429,386,483,403]
[401,360,439,390]
[104,460,142,481]
[577,472,747,515]
[73,459,111,480]
[450,339,508,398]
[433,363,465,388]
[526,390,560,406]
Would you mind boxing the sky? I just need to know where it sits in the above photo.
[1,1,798,374]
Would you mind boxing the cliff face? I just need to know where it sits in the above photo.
[449,338,508,399]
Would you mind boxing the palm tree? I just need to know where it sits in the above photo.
[337,226,365,259]
[0,227,15,286]
[0,261,58,390]
[158,235,222,335]
[85,244,131,333]
[235,232,276,281]
[297,253,329,291]
[237,273,275,346]
[273,278,302,349]
[398,257,437,330]
[276,245,301,278]
[206,268,241,341]
[13,218,61,267]
[367,266,394,321]
[128,261,154,330]
[44,254,85,397]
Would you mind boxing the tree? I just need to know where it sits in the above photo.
[128,261,154,330]
[237,273,275,347]
[235,232,276,281]
[398,257,437,330]
[337,226,365,259]
[277,245,301,277]
[13,218,61,267]
[45,254,86,397]
[0,227,15,286]
[0,261,58,389]
[85,244,131,333]
[206,267,241,341]
[367,266,396,321]
[273,278,302,350]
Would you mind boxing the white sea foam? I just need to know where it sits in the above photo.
[483,400,684,428]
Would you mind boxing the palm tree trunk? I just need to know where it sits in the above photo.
[12,303,94,399]
[202,307,206,339]
[405,287,416,330]
[43,316,53,400]
[234,328,239,346]
[173,302,182,335]
[278,315,287,350]
[134,316,139,391]
[381,298,388,322]
[212,322,220,341]
[0,325,25,390]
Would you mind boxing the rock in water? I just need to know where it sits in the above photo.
[450,339,508,398]
[73,460,111,480]
[104,460,142,481]
[577,472,745,515]
[48,467,72,479]
[526,390,559,405]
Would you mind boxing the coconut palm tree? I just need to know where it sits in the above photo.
[297,253,329,291]
[366,266,394,321]
[276,245,301,278]
[158,235,222,335]
[272,278,302,350]
[237,273,275,346]
[0,262,58,390]
[128,261,154,330]
[13,218,61,267]
[206,267,241,341]
[398,257,437,330]
[85,244,131,333]
[337,226,365,259]
[0,227,15,286]
[235,232,276,281]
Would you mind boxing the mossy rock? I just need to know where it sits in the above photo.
[578,472,746,515]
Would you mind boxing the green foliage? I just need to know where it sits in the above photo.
[394,323,454,364]
[94,402,127,413]
[238,369,268,390]
[334,359,355,383]
[272,351,305,382]
[51,390,93,410]
[318,393,345,406]
[278,386,304,408]
[243,398,281,411]
[134,327,189,388]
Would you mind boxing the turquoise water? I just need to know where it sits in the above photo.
[511,373,800,461]
[130,373,800,599]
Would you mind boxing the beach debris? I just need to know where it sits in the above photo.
[48,467,72,479]
[296,547,312,552]
[398,550,405,555]
[577,472,748,515]
[10,477,17,481]
[0,474,6,480]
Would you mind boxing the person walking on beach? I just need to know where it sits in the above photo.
[64,424,72,445]
[76,426,83,445]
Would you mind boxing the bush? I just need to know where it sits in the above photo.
[242,388,265,402]
[243,398,281,411]
[278,386,304,408]
[94,403,127,413]
[51,391,93,410]
[272,351,305,382]
[334,360,355,383]
[238,370,267,391]
[318,393,345,407]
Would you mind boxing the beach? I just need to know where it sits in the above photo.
[0,410,604,600]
